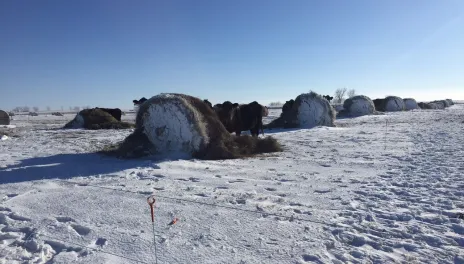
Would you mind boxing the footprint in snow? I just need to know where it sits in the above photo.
[8,213,32,222]
[265,188,277,192]
[0,206,12,212]
[228,179,246,183]
[56,216,75,223]
[71,224,92,236]
[94,238,107,247]
[314,189,332,194]
[302,254,323,263]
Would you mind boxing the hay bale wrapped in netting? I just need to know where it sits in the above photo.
[446,99,454,106]
[266,92,335,129]
[104,93,282,159]
[0,110,10,125]
[340,95,375,117]
[403,98,419,110]
[64,108,134,130]
[384,96,405,112]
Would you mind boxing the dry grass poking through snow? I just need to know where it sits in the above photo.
[101,93,282,160]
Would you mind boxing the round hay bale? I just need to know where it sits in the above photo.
[384,96,405,112]
[0,110,10,125]
[446,99,454,106]
[64,108,133,129]
[430,101,446,109]
[342,95,375,117]
[107,93,282,159]
[266,92,335,129]
[440,100,451,108]
[403,98,419,110]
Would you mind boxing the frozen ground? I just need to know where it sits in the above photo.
[0,106,463,263]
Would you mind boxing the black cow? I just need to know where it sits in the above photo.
[373,99,385,112]
[323,95,334,102]
[214,101,268,137]
[282,99,295,113]
[96,107,122,121]
[133,97,148,105]
[203,99,213,109]
[213,101,240,133]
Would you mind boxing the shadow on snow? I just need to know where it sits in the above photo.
[0,153,159,185]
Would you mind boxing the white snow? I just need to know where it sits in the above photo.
[1,135,8,141]
[0,104,463,263]
[141,94,208,156]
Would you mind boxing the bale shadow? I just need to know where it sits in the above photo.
[0,153,158,185]
[261,127,304,134]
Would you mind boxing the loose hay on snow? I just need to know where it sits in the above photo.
[339,95,376,117]
[403,98,419,110]
[266,91,335,129]
[64,108,134,130]
[102,93,282,160]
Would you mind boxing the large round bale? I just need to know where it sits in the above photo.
[266,92,335,129]
[431,101,446,109]
[341,95,375,117]
[446,99,454,106]
[104,93,282,160]
[0,110,10,125]
[403,98,419,110]
[384,96,405,112]
[440,100,451,108]
[64,108,133,129]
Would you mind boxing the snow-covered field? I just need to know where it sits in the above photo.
[1,106,463,264]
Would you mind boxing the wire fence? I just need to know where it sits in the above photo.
[58,179,337,227]
[0,178,341,264]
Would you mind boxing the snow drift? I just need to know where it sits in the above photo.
[340,95,376,117]
[104,93,282,160]
[64,108,133,130]
[403,98,419,110]
[266,92,335,129]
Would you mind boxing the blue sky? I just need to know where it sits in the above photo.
[1,0,463,111]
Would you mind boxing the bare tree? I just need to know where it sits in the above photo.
[23,106,30,112]
[73,106,80,112]
[32,106,39,112]
[269,101,283,107]
[334,88,347,104]
[46,106,51,111]
[347,89,356,98]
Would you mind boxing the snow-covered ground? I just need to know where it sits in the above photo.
[1,106,463,263]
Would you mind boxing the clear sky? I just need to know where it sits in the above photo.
[1,0,463,111]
